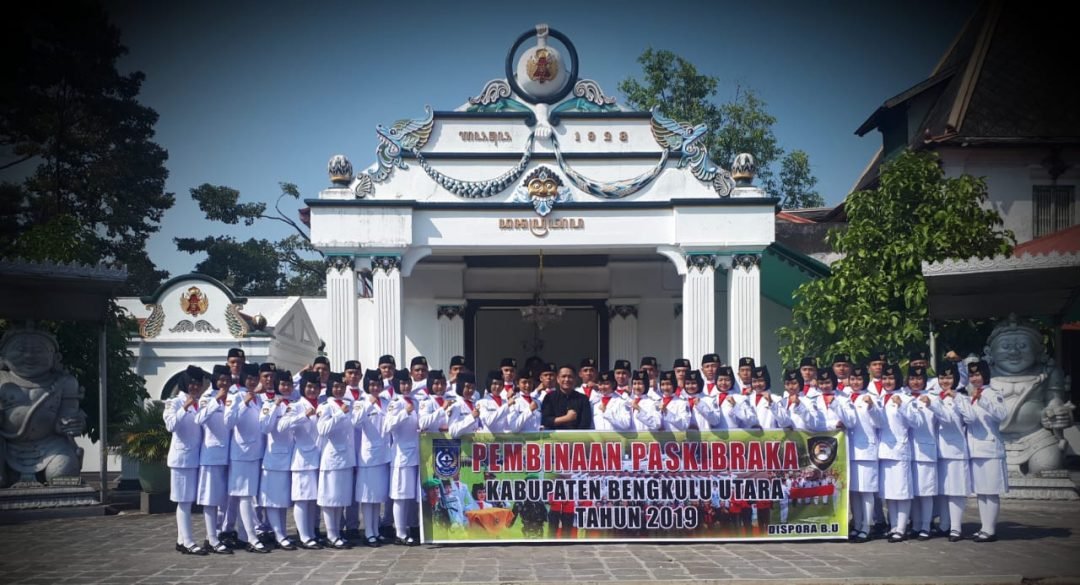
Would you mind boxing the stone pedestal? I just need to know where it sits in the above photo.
[0,482,100,511]
[1000,476,1079,500]
[140,491,176,514]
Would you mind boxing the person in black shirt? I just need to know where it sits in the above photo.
[541,365,594,430]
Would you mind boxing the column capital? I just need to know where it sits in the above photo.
[685,254,718,272]
[371,255,402,273]
[437,304,465,320]
[731,253,761,272]
[326,255,354,273]
[608,304,638,320]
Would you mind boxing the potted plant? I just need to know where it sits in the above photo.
[111,401,171,494]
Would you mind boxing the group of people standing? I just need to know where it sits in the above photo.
[165,348,1008,552]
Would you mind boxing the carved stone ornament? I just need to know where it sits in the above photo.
[326,255,354,274]
[608,305,638,319]
[168,319,221,334]
[0,328,87,487]
[732,254,761,271]
[225,304,249,339]
[140,303,164,338]
[437,305,465,320]
[371,256,401,274]
[731,153,756,186]
[572,79,616,106]
[468,79,513,106]
[686,254,718,272]
[328,154,354,186]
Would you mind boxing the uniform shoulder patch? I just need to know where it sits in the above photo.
[261,407,270,415]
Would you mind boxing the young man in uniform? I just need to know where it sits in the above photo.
[700,353,722,395]
[735,357,755,395]
[378,355,396,392]
[867,350,887,396]
[409,356,430,397]
[672,358,691,395]
[536,362,558,402]
[499,358,517,396]
[226,348,246,387]
[447,355,467,398]
[576,358,599,403]
[612,359,633,396]
[638,357,659,396]
[831,355,852,395]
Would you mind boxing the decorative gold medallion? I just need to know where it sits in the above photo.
[180,286,209,317]
[527,48,558,83]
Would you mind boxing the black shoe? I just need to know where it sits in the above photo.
[948,532,962,542]
[379,525,395,539]
[256,531,276,546]
[177,542,208,555]
[929,527,947,538]
[330,537,350,549]
[299,539,322,550]
[853,531,870,543]
[277,538,297,551]
[365,536,381,548]
[888,531,904,543]
[394,536,419,547]
[376,534,392,545]
[917,531,931,541]
[218,530,239,548]
[246,541,271,554]
[205,540,233,555]
[973,531,997,543]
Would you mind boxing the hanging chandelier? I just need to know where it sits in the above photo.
[520,250,564,330]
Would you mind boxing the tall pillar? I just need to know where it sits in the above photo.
[727,253,761,365]
[326,255,358,369]
[682,254,716,365]
[437,304,465,369]
[608,304,638,364]
[372,255,403,364]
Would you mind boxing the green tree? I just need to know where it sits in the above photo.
[777,150,1015,366]
[1,0,174,293]
[0,1,158,441]
[176,183,326,295]
[619,48,803,197]
[779,150,825,209]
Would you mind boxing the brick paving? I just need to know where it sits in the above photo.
[0,499,1078,585]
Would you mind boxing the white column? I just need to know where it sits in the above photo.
[372,255,403,364]
[727,253,762,365]
[326,255,358,370]
[437,304,465,369]
[681,255,716,365]
[608,304,638,363]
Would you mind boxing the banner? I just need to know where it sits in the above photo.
[419,430,848,543]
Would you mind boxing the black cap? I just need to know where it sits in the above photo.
[631,370,649,383]
[639,356,658,368]
[500,357,517,369]
[540,362,556,375]
[259,363,276,373]
[363,369,380,386]
[738,357,755,368]
[486,370,502,385]
[908,349,930,362]
[227,347,245,359]
[394,369,411,382]
[850,365,868,379]
[329,372,345,386]
[832,354,851,365]
[344,360,361,371]
[300,371,320,387]
[968,360,991,383]
[717,365,734,379]
[312,356,329,367]
[458,372,476,386]
[883,363,903,381]
[185,365,205,383]
[212,364,230,379]
[817,369,838,386]
[428,369,446,383]
[613,359,631,372]
[940,362,960,381]
[450,355,466,367]
[751,366,771,385]
[378,354,395,366]
[799,357,818,369]
[701,353,721,365]
[516,370,532,381]
[241,363,260,381]
[411,356,428,368]
[907,365,928,381]
[673,358,690,369]
[274,370,292,386]
[597,371,614,384]
[659,371,677,385]
[579,357,597,369]
[782,369,800,383]
[687,370,704,386]
[868,350,888,363]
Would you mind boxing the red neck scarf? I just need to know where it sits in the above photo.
[755,393,767,406]
[492,394,502,407]
[661,396,674,408]
[304,396,318,409]
[601,396,612,407]
[435,396,445,407]
[688,397,697,410]
[335,398,344,408]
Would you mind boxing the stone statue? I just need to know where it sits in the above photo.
[0,328,86,487]
[983,314,1073,477]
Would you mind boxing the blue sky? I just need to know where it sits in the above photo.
[104,0,975,280]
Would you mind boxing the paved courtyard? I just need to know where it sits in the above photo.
[1,499,1078,585]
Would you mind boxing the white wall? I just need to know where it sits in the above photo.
[939,146,1080,244]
